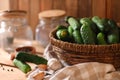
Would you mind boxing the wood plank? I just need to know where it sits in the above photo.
[18,0,31,24]
[9,0,19,10]
[0,65,26,80]
[0,0,10,10]
[111,0,120,22]
[29,0,40,38]
[40,0,53,11]
[65,0,78,17]
[0,40,44,80]
[92,0,106,18]
[52,0,66,10]
[106,0,112,19]
[78,0,92,18]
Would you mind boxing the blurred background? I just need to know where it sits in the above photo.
[0,0,120,37]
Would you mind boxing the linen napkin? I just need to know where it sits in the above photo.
[43,44,120,80]
[49,62,120,80]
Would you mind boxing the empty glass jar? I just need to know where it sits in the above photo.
[0,10,33,51]
[35,10,66,48]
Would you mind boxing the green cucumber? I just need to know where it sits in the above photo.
[68,17,81,30]
[108,19,118,28]
[97,32,107,45]
[68,25,74,37]
[92,16,110,33]
[80,17,99,34]
[107,19,119,44]
[65,16,72,23]
[56,29,70,41]
[107,29,119,44]
[72,30,83,44]
[80,23,95,44]
[16,52,48,65]
[13,59,31,73]
[56,25,67,30]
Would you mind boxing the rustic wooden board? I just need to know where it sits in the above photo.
[0,65,26,80]
[0,40,44,80]
[0,48,40,80]
[0,49,26,80]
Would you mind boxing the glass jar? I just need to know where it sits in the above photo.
[36,10,66,48]
[0,10,33,51]
[0,21,13,50]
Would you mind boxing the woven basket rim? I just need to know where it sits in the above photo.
[49,28,120,53]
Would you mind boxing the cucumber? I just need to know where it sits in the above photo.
[13,59,31,73]
[92,16,110,33]
[56,25,67,30]
[68,17,81,30]
[107,29,119,44]
[56,29,70,41]
[64,16,72,23]
[80,23,95,44]
[108,19,118,28]
[97,32,107,45]
[15,52,48,65]
[72,30,83,44]
[80,17,99,34]
[68,25,74,37]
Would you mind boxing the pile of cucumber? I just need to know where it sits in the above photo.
[13,52,47,73]
[56,16,120,45]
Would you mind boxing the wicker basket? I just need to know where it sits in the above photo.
[49,28,120,69]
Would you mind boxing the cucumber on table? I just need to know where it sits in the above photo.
[16,52,48,65]
[13,59,31,73]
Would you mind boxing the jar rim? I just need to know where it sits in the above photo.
[38,10,66,19]
[0,10,27,18]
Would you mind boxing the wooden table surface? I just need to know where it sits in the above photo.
[0,40,44,80]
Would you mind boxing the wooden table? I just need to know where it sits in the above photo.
[0,40,44,80]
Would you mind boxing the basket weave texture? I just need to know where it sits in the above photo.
[49,28,120,69]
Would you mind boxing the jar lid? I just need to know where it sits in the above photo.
[38,10,66,19]
[0,10,27,18]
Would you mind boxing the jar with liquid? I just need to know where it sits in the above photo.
[36,10,66,48]
[0,10,33,51]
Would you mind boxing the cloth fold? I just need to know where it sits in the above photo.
[49,62,120,80]
[44,44,120,80]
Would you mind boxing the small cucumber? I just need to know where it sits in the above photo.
[80,17,91,24]
[72,30,83,44]
[16,52,48,65]
[108,19,118,28]
[56,29,70,41]
[107,29,119,44]
[64,16,72,23]
[80,23,95,44]
[68,17,81,30]
[56,25,67,30]
[97,32,107,45]
[13,59,31,73]
[107,19,119,44]
[92,16,110,33]
[80,17,99,34]
[68,25,74,37]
